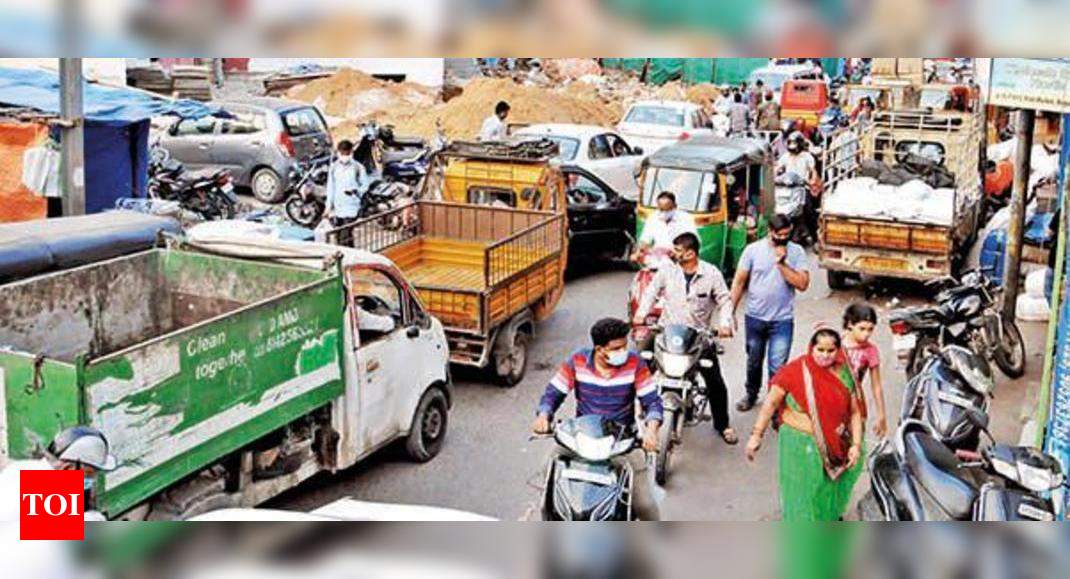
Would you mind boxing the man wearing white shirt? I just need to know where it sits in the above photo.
[325,139,370,228]
[478,101,510,142]
[633,192,698,261]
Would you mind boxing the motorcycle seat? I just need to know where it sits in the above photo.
[904,430,979,520]
[177,168,222,184]
[381,147,425,164]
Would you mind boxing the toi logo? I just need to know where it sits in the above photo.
[20,470,85,540]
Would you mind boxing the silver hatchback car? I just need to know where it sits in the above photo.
[156,97,333,203]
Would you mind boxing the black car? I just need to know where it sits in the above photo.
[561,166,636,263]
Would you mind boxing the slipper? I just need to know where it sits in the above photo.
[719,427,740,445]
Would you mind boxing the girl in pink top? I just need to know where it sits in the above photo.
[842,303,888,438]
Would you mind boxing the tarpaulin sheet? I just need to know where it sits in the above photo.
[0,120,48,223]
[682,59,715,84]
[713,58,769,86]
[647,58,684,85]
[0,66,221,125]
[82,120,150,214]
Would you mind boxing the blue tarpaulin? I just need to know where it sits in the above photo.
[0,66,220,125]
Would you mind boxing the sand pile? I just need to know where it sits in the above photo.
[286,68,437,120]
[334,77,620,141]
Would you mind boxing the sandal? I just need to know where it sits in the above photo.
[719,427,740,445]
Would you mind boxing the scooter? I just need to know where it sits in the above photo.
[639,324,715,485]
[536,415,642,521]
[859,419,1064,521]
[774,172,809,245]
[628,246,673,346]
[147,145,237,220]
[889,270,1026,380]
[899,344,994,452]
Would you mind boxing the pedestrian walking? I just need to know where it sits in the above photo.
[730,214,810,411]
[633,232,738,445]
[728,92,750,135]
[324,139,369,228]
[842,303,888,439]
[757,90,781,131]
[745,327,864,521]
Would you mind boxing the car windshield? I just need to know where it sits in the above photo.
[750,72,792,91]
[642,167,719,211]
[543,136,580,161]
[624,106,685,127]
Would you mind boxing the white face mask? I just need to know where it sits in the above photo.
[660,210,676,222]
[337,154,352,163]
[605,348,629,367]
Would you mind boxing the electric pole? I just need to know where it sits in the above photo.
[59,57,85,216]
[1003,109,1036,320]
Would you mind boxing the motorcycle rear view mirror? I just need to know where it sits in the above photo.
[699,359,714,369]
[640,351,655,361]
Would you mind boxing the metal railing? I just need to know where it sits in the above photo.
[323,203,421,253]
[484,214,565,287]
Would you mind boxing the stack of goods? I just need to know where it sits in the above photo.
[126,65,172,94]
[170,66,214,101]
[823,177,956,225]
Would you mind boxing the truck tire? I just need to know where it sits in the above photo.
[827,270,850,291]
[495,332,530,387]
[405,387,449,462]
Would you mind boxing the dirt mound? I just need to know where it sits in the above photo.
[334,77,620,141]
[286,68,437,120]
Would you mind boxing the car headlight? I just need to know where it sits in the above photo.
[575,433,614,462]
[659,353,692,378]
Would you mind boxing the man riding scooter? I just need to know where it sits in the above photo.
[629,192,698,342]
[633,232,738,445]
[532,318,664,520]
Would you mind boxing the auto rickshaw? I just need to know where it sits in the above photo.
[636,135,775,274]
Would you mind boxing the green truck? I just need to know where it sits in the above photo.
[0,236,452,519]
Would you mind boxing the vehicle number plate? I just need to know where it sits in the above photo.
[859,257,910,273]
[221,182,235,193]
[892,334,917,351]
[1017,503,1054,521]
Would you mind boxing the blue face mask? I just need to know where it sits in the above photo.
[605,348,629,367]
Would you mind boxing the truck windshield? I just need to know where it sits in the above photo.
[642,168,719,212]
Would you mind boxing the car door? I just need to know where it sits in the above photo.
[211,107,268,185]
[563,166,636,257]
[346,266,411,445]
[159,116,218,170]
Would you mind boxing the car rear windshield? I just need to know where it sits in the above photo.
[282,108,327,136]
[624,106,685,127]
[543,136,580,161]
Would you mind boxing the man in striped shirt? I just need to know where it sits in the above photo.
[533,318,663,519]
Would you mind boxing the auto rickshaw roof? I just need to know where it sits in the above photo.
[644,135,770,172]
[440,137,560,164]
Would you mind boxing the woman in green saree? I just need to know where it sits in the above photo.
[745,327,864,521]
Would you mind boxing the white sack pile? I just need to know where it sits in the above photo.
[823,177,956,225]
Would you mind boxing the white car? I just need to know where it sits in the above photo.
[516,123,644,200]
[615,100,716,156]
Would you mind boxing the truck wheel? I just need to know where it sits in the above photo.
[495,332,530,387]
[405,387,449,462]
[827,270,850,291]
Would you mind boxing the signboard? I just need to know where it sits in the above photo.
[1044,113,1070,518]
[989,58,1070,113]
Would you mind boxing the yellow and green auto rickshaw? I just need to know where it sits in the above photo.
[636,136,775,274]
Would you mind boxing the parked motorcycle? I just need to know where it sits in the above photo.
[858,419,1064,521]
[888,271,1026,379]
[381,127,447,188]
[147,145,238,220]
[283,153,331,227]
[899,344,994,451]
[537,415,642,521]
[639,324,714,485]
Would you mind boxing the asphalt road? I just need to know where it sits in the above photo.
[272,253,1048,520]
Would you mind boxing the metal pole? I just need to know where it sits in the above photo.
[1003,109,1036,319]
[59,57,85,216]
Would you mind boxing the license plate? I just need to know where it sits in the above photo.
[859,256,910,273]
[1017,503,1054,521]
[221,182,235,193]
[658,377,686,390]
[892,334,917,351]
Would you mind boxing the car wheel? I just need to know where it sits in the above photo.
[405,387,449,462]
[251,167,284,203]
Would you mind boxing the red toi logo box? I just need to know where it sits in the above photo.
[20,470,85,540]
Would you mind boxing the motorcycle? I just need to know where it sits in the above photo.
[639,325,715,485]
[899,344,994,451]
[147,145,238,220]
[888,270,1026,379]
[627,246,674,346]
[381,127,447,188]
[283,153,331,227]
[774,172,810,245]
[537,415,642,521]
[858,419,1064,521]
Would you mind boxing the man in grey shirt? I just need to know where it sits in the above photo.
[728,92,750,135]
[729,214,810,411]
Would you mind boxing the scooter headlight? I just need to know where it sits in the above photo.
[659,353,692,379]
[574,433,614,462]
[1019,463,1065,493]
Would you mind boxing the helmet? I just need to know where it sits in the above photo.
[47,426,117,471]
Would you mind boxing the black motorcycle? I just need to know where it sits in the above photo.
[538,415,641,521]
[640,325,714,485]
[858,419,1064,521]
[888,271,1026,379]
[900,344,994,451]
[283,154,331,227]
[148,146,238,220]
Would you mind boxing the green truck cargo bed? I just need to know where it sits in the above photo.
[0,248,346,516]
